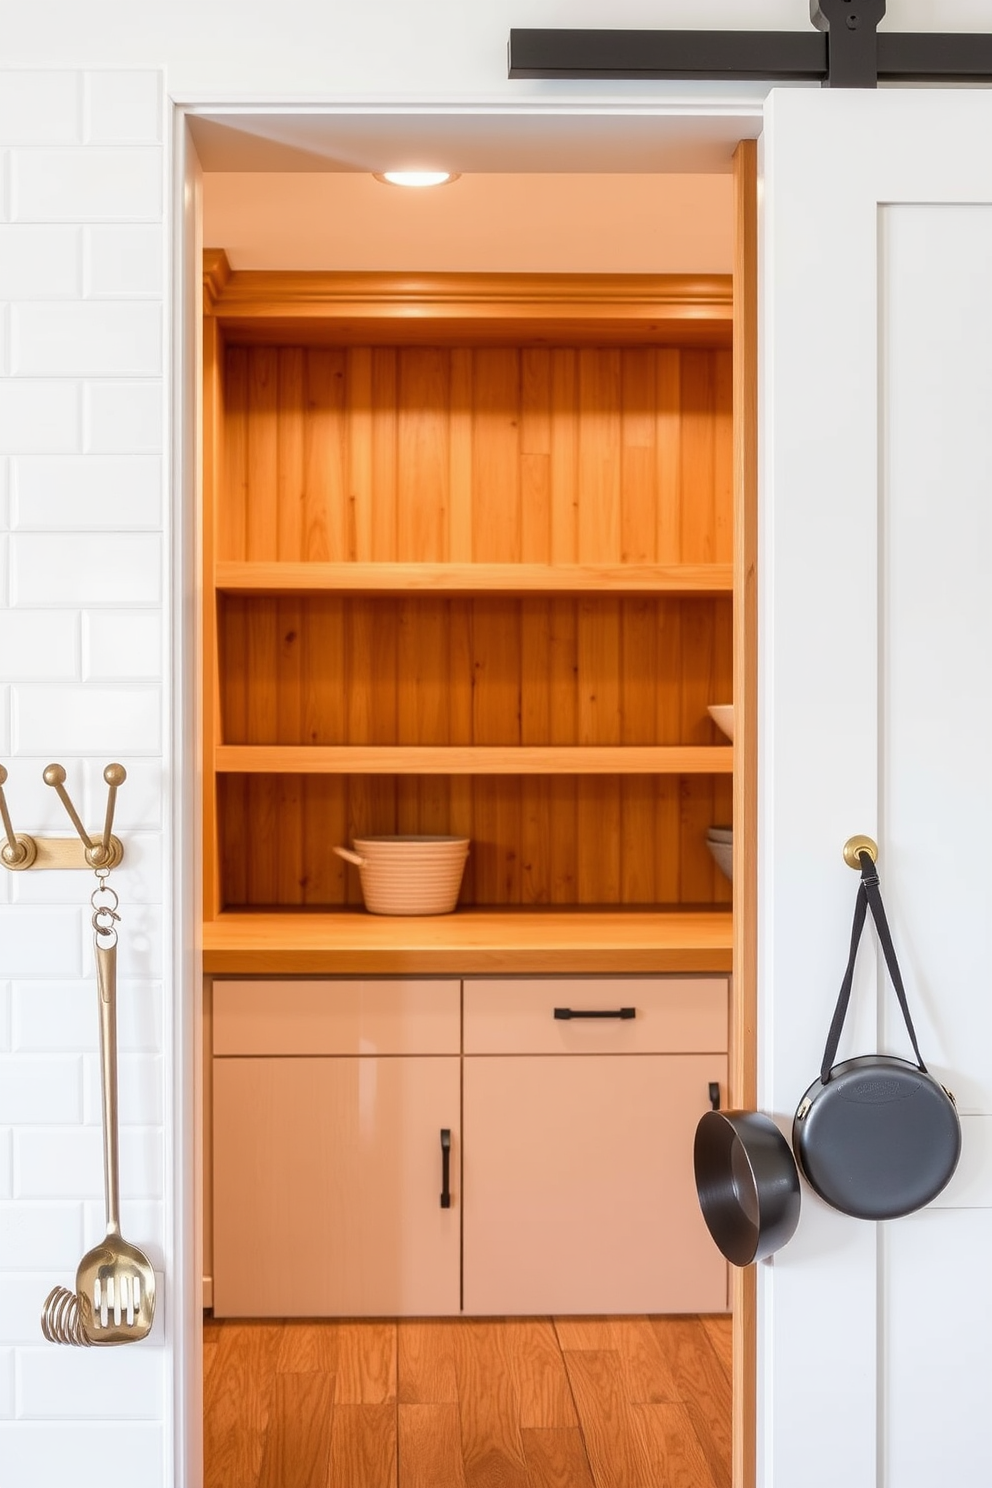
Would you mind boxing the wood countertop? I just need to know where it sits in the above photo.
[202,908,733,976]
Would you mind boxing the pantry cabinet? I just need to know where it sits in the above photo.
[210,975,727,1317]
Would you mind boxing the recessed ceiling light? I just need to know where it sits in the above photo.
[374,170,460,188]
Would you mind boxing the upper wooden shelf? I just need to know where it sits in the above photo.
[202,907,734,975]
[214,561,734,597]
[216,745,733,776]
[203,252,733,349]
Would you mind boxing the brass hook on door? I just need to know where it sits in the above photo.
[0,762,126,871]
[843,834,878,870]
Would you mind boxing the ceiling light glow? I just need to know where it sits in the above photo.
[375,170,459,188]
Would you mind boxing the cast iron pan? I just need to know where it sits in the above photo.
[694,1110,801,1266]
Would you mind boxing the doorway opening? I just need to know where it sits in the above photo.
[178,107,757,1488]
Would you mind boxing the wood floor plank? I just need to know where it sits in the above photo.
[636,1401,720,1488]
[552,1318,619,1352]
[613,1317,681,1406]
[276,1320,339,1374]
[398,1403,467,1488]
[700,1313,733,1381]
[561,1349,653,1488]
[522,1427,596,1488]
[397,1319,458,1404]
[512,1320,578,1429]
[328,1402,397,1488]
[334,1321,397,1404]
[203,1318,222,1392]
[257,1372,335,1488]
[454,1321,530,1488]
[649,1318,732,1488]
[203,1322,282,1488]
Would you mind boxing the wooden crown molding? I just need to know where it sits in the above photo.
[202,253,733,347]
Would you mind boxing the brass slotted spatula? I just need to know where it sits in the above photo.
[75,928,156,1344]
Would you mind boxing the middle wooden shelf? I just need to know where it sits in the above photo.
[215,744,733,774]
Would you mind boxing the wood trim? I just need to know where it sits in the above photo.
[215,744,734,776]
[215,560,734,597]
[202,314,222,920]
[203,263,733,347]
[203,248,232,315]
[201,908,734,976]
[732,137,759,1488]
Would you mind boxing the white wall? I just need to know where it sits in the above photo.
[0,70,171,1486]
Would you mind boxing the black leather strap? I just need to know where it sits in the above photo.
[820,850,927,1084]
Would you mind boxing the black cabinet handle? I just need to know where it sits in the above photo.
[554,1006,636,1020]
[440,1128,451,1209]
[709,1082,721,1111]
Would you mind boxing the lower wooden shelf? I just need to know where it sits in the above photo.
[201,907,733,975]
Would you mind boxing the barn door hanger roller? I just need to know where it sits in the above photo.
[509,2,992,91]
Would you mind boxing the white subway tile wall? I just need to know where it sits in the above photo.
[0,68,169,1479]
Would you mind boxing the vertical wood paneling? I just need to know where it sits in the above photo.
[216,342,733,912]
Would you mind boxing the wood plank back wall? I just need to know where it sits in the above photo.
[217,342,733,910]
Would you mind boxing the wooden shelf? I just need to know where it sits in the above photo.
[202,907,733,975]
[216,745,734,776]
[215,561,734,597]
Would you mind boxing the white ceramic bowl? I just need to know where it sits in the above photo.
[707,704,734,742]
[334,835,470,915]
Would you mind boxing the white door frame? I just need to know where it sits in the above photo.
[168,96,763,1488]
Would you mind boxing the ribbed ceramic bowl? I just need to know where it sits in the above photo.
[707,703,734,742]
[706,830,733,881]
[334,835,470,915]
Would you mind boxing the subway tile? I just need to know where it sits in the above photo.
[13,302,161,378]
[0,1056,83,1123]
[0,1129,10,1197]
[0,1200,83,1270]
[15,1126,163,1200]
[0,301,8,376]
[0,151,7,222]
[0,1347,11,1418]
[94,759,162,830]
[12,148,162,223]
[83,1053,162,1127]
[11,531,161,605]
[17,1344,166,1418]
[0,983,10,1051]
[12,685,162,756]
[11,833,162,908]
[0,73,81,146]
[0,380,79,453]
[84,379,162,453]
[0,1276,64,1344]
[0,226,81,299]
[13,980,163,1054]
[0,761,82,836]
[0,1423,165,1485]
[12,454,161,529]
[0,611,80,680]
[81,1199,164,1266]
[83,610,161,680]
[85,224,163,297]
[0,535,7,606]
[0,455,8,527]
[85,72,161,146]
[0,908,82,977]
[0,683,9,753]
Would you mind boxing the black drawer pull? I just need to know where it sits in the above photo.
[440,1128,451,1209]
[709,1081,721,1111]
[554,1006,636,1020]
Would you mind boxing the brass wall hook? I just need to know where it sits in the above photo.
[0,762,126,871]
[0,765,38,869]
[843,834,878,870]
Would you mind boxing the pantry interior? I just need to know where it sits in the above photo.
[193,119,757,1486]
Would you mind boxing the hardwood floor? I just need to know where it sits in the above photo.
[203,1315,731,1488]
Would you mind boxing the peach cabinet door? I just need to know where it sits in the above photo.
[213,1056,460,1317]
[463,1054,727,1316]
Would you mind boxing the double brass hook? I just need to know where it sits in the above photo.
[0,763,125,871]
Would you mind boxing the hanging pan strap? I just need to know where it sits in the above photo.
[820,849,928,1084]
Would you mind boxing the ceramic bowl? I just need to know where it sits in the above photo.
[707,704,734,742]
[334,835,470,915]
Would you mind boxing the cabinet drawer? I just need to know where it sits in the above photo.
[463,977,727,1055]
[213,978,460,1056]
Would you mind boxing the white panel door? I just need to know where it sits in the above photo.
[761,89,992,1488]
